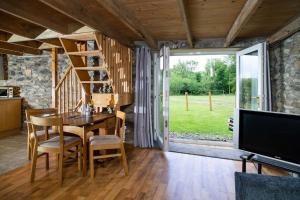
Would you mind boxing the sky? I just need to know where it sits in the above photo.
[169,55,227,71]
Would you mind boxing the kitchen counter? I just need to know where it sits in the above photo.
[0,98,22,136]
[0,97,22,100]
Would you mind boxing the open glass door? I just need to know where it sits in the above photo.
[154,46,170,151]
[236,43,266,111]
[234,43,270,146]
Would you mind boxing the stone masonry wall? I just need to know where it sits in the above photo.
[269,31,300,114]
[0,51,68,122]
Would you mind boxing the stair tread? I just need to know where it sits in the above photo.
[92,93,114,95]
[75,67,107,71]
[81,80,111,84]
[68,50,103,57]
[60,32,96,41]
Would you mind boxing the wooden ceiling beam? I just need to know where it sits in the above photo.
[0,30,45,49]
[0,11,45,38]
[267,15,300,44]
[0,0,82,34]
[0,41,42,55]
[96,0,157,49]
[224,0,263,47]
[0,31,12,41]
[38,38,62,47]
[39,0,133,47]
[11,41,43,49]
[0,48,23,56]
[176,0,193,48]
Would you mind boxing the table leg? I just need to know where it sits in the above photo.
[258,163,262,174]
[242,158,246,173]
[82,129,87,176]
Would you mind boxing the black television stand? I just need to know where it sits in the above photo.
[240,154,300,176]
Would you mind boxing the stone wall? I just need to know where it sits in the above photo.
[0,52,68,122]
[269,31,300,114]
[159,37,266,49]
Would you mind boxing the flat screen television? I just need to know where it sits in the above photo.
[239,109,300,165]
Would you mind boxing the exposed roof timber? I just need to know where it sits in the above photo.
[171,48,241,56]
[0,29,60,51]
[0,48,23,56]
[38,38,62,47]
[267,14,300,44]
[0,11,45,38]
[176,0,193,48]
[38,42,60,50]
[6,35,31,43]
[224,0,263,47]
[39,0,133,47]
[5,27,94,49]
[0,0,82,34]
[0,41,42,55]
[96,0,157,49]
[35,29,62,40]
[3,32,61,49]
[0,31,12,41]
[11,41,43,49]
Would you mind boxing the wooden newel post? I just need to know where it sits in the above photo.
[185,92,189,111]
[51,48,58,108]
[209,91,212,111]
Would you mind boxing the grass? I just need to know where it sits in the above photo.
[169,95,235,139]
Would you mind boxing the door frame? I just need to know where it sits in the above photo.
[153,51,161,145]
[162,46,170,151]
[153,46,170,151]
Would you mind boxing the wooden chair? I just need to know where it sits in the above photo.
[89,111,128,178]
[93,93,119,113]
[30,115,82,185]
[25,108,59,160]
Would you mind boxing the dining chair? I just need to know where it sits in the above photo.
[30,115,82,185]
[89,110,128,178]
[25,108,58,160]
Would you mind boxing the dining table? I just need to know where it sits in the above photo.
[61,112,115,176]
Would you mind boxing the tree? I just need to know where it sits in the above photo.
[169,56,236,95]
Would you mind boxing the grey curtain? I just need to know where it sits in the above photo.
[134,46,154,148]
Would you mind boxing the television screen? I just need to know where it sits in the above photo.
[239,109,300,165]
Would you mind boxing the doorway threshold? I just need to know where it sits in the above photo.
[170,137,233,148]
[169,141,243,161]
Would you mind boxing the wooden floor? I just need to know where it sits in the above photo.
[0,144,285,200]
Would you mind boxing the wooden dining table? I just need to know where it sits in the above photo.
[61,112,115,176]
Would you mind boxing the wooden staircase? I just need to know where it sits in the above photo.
[59,32,133,108]
[54,65,83,113]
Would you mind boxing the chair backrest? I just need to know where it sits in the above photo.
[30,115,64,150]
[92,93,119,113]
[25,108,57,133]
[114,111,126,141]
[111,94,119,112]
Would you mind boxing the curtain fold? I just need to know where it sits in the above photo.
[134,47,154,148]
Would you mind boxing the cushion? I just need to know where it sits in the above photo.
[89,135,121,146]
[36,129,58,137]
[39,136,81,148]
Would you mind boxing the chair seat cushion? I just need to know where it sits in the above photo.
[40,136,81,148]
[89,135,121,146]
[36,129,58,137]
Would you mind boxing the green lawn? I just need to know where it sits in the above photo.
[169,95,235,139]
